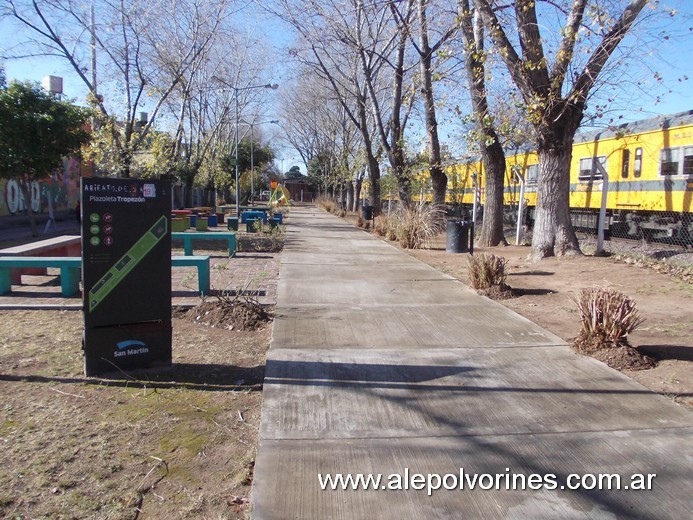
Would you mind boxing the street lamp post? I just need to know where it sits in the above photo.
[213,78,279,216]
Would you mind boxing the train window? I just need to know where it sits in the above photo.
[634,147,642,178]
[621,149,630,179]
[525,164,538,184]
[684,146,693,175]
[660,147,680,175]
[578,156,606,181]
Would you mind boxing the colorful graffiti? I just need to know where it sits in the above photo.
[0,158,88,218]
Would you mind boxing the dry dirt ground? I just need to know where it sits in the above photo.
[0,307,270,520]
[0,232,279,519]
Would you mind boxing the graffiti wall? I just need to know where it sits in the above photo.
[0,158,89,218]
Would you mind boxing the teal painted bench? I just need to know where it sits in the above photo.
[171,255,210,295]
[241,210,267,224]
[0,256,81,296]
[171,232,236,257]
[0,255,211,297]
[0,235,81,283]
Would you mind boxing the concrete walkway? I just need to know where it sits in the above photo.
[252,207,692,519]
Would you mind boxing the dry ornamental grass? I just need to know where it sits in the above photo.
[572,287,655,370]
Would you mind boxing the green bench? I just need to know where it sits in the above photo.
[0,235,81,283]
[0,257,81,296]
[171,255,210,295]
[171,232,236,257]
[0,255,212,297]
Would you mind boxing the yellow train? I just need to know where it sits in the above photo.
[442,110,693,243]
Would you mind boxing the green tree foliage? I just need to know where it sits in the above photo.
[0,81,90,235]
[236,136,274,176]
[285,165,303,179]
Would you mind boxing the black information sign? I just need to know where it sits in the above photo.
[82,178,171,376]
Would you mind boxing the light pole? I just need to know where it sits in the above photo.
[212,78,279,216]
[242,119,279,204]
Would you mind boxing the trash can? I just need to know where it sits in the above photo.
[207,214,218,227]
[446,220,471,253]
[361,205,374,221]
[227,217,239,231]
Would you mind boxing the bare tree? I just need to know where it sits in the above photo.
[4,0,231,177]
[269,0,393,212]
[474,0,649,260]
[360,0,417,208]
[279,73,363,206]
[269,0,424,211]
[163,26,277,206]
[457,0,507,246]
[395,0,458,207]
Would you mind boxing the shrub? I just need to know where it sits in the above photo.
[357,215,364,227]
[386,223,397,241]
[391,204,446,249]
[373,215,388,237]
[316,196,337,213]
[573,287,645,351]
[467,253,508,291]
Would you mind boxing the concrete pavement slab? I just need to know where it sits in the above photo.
[282,236,399,251]
[252,206,693,519]
[278,262,454,282]
[253,429,693,520]
[276,278,481,306]
[270,304,566,349]
[259,347,691,440]
[280,251,410,265]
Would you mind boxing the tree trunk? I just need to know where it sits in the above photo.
[478,140,508,246]
[18,180,38,237]
[119,146,132,178]
[390,146,410,209]
[184,178,194,208]
[339,182,347,209]
[417,0,447,208]
[346,181,354,211]
[367,153,381,215]
[531,116,582,260]
[354,178,363,212]
[460,0,506,246]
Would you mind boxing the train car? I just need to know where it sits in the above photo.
[568,110,692,241]
[442,110,693,244]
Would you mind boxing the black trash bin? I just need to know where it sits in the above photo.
[446,220,471,253]
[361,205,374,221]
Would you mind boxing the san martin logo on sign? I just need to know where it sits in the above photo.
[114,340,149,357]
